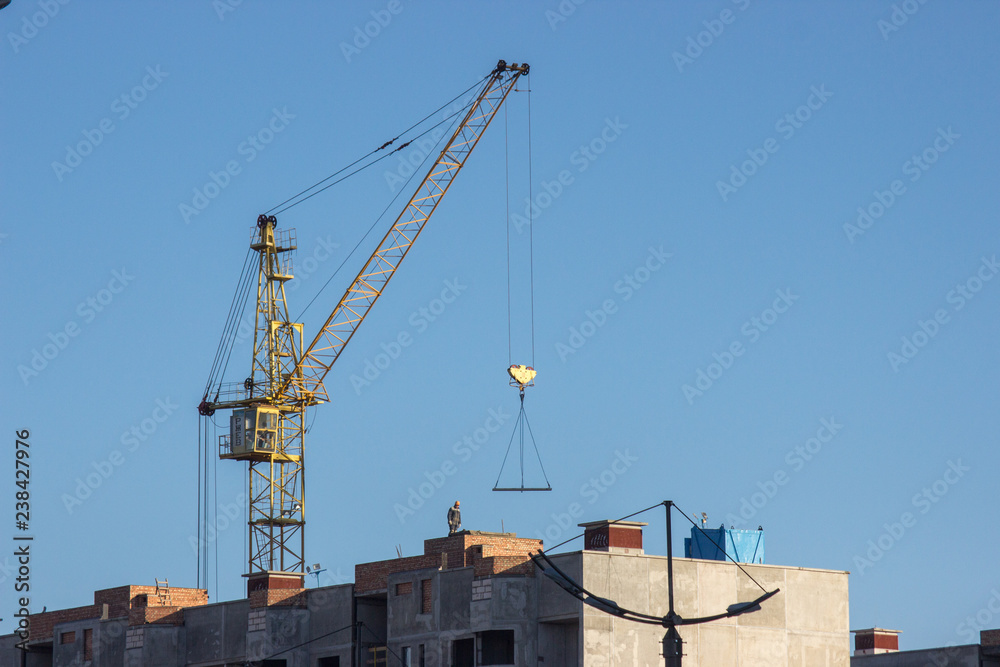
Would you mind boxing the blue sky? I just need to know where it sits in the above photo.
[2,0,999,652]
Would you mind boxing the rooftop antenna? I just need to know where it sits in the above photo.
[304,563,326,588]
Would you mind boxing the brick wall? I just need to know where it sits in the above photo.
[93,585,207,619]
[421,579,432,614]
[29,585,208,641]
[128,607,184,626]
[356,531,542,593]
[248,588,307,609]
[28,604,102,641]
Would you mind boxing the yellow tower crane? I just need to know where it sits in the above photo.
[198,60,529,595]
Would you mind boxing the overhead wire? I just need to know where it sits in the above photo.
[541,501,666,554]
[203,246,253,397]
[215,256,258,392]
[267,73,491,216]
[204,73,492,398]
[196,417,202,589]
[292,108,467,322]
[272,106,471,217]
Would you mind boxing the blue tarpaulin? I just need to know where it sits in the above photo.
[684,526,765,564]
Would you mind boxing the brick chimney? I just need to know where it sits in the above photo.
[852,628,900,655]
[578,520,646,555]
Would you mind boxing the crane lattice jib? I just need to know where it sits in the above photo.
[280,60,529,404]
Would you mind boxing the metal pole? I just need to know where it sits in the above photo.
[666,500,674,615]
[663,500,682,667]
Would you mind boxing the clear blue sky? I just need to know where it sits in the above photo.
[2,0,998,652]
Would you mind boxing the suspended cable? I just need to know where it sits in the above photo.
[196,416,202,589]
[213,418,219,602]
[215,258,258,394]
[204,72,492,397]
[293,109,466,322]
[267,73,491,216]
[504,102,512,366]
[493,390,551,492]
[203,247,253,397]
[272,107,469,217]
[527,81,536,366]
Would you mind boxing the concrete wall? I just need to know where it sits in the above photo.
[579,553,850,667]
[306,584,354,664]
[851,645,981,666]
[538,621,579,667]
[183,597,248,665]
[245,606,310,666]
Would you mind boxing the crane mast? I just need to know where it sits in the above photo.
[200,60,529,595]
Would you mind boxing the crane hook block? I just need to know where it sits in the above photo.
[508,364,536,388]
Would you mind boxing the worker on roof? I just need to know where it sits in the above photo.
[448,501,461,535]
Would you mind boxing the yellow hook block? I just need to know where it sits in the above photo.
[507,364,537,388]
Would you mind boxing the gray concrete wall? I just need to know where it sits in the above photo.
[245,607,310,667]
[183,597,247,665]
[851,645,980,666]
[579,552,850,667]
[538,620,579,667]
[306,584,354,663]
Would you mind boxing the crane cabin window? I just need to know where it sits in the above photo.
[228,407,280,454]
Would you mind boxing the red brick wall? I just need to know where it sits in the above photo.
[248,588,307,609]
[129,607,184,626]
[29,605,102,641]
[29,585,208,640]
[421,579,432,614]
[356,532,542,593]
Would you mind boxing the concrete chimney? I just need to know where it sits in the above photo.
[578,520,646,555]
